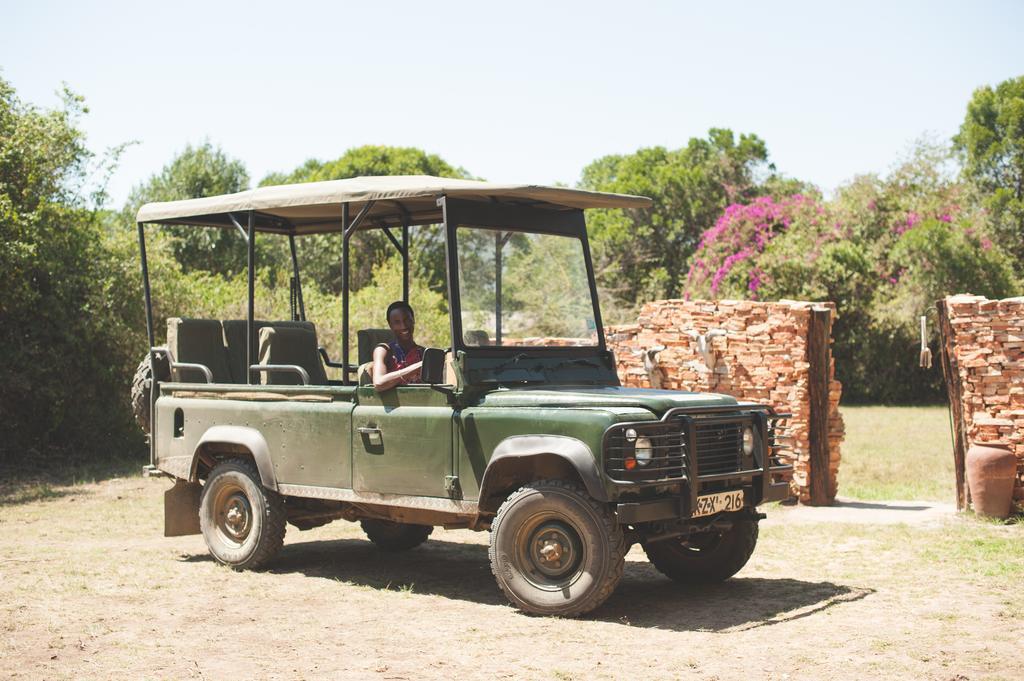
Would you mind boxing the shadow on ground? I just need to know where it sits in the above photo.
[0,483,88,506]
[0,454,140,506]
[832,500,933,511]
[182,536,872,631]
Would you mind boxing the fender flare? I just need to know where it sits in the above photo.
[190,425,278,491]
[478,435,607,512]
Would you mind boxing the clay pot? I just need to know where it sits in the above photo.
[966,443,1017,519]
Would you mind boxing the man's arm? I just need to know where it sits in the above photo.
[371,345,423,392]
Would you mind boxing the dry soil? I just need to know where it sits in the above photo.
[1,477,1021,680]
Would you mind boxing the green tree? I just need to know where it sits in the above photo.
[123,142,263,275]
[0,77,143,469]
[881,218,1019,325]
[261,145,470,294]
[954,75,1024,262]
[579,129,795,314]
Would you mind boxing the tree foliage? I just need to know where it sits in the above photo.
[0,77,143,468]
[685,139,1021,403]
[262,145,469,295]
[954,75,1024,262]
[578,129,803,316]
[123,142,256,276]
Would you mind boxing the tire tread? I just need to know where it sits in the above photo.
[129,358,151,434]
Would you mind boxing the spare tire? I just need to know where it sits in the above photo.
[130,352,169,434]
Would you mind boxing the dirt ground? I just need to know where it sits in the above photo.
[1,477,1021,681]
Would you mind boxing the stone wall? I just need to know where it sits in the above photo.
[606,299,844,504]
[943,294,1024,506]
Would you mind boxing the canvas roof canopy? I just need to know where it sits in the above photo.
[134,175,653,234]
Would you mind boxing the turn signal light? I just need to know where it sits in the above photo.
[624,457,637,470]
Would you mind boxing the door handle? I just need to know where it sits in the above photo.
[358,426,383,446]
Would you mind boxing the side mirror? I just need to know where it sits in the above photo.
[420,347,446,384]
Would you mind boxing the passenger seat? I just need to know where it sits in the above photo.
[256,326,329,385]
[166,318,232,384]
[357,328,394,365]
[222,319,317,384]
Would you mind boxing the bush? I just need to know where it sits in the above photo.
[685,194,825,299]
[684,140,1022,403]
[0,80,146,472]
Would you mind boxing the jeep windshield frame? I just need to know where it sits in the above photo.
[440,197,606,356]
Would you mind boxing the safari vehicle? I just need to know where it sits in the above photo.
[133,176,792,616]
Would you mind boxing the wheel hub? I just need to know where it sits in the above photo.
[528,522,580,579]
[217,490,252,543]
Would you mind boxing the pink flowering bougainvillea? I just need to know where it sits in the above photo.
[685,194,820,298]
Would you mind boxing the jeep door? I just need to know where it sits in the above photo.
[351,385,454,497]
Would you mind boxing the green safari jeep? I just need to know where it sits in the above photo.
[133,176,792,616]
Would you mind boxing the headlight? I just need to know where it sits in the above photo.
[742,426,755,456]
[635,436,654,466]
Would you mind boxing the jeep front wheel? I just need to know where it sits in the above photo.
[488,480,624,617]
[199,458,287,570]
[643,517,758,583]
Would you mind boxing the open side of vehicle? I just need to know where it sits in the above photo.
[135,176,793,616]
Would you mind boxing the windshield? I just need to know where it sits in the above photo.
[456,226,599,347]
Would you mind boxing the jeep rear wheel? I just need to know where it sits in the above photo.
[199,458,286,570]
[643,517,758,583]
[360,519,433,551]
[489,480,624,617]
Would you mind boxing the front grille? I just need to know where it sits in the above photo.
[691,421,743,476]
[604,412,763,482]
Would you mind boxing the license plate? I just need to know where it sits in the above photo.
[692,490,745,518]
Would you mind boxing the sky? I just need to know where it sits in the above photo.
[3,0,1023,207]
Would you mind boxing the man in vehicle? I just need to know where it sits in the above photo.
[371,300,424,391]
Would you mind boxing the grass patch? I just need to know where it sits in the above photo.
[919,521,1024,579]
[839,405,956,502]
[760,518,1024,585]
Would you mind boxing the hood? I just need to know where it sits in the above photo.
[470,386,739,416]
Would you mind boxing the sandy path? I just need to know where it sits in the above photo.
[763,497,957,526]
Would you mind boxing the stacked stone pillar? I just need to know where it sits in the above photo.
[939,295,1024,510]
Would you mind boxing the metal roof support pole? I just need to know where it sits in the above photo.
[494,231,503,345]
[341,203,351,384]
[438,196,462,355]
[288,234,306,321]
[340,200,377,385]
[402,220,410,303]
[137,222,156,354]
[493,231,513,346]
[137,221,156,464]
[579,218,606,350]
[246,211,256,385]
